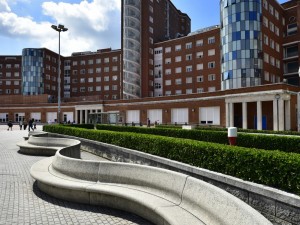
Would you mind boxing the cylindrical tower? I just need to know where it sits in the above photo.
[123,0,141,99]
[22,48,44,95]
[221,0,263,90]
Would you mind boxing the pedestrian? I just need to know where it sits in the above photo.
[7,120,13,131]
[33,120,36,129]
[19,120,23,130]
[28,119,34,131]
[23,119,27,130]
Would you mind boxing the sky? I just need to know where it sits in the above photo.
[0,0,288,56]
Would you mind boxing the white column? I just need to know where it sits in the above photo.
[278,99,284,131]
[285,99,291,131]
[229,102,234,127]
[225,103,229,127]
[257,101,262,130]
[85,110,88,124]
[273,99,279,131]
[75,110,78,124]
[242,102,248,129]
[80,110,83,124]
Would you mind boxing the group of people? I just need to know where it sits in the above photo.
[5,119,36,131]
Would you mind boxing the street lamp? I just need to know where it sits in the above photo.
[51,24,68,124]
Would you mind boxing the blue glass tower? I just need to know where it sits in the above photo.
[221,0,263,90]
[22,48,44,95]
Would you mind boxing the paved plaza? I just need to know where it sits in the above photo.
[0,124,153,225]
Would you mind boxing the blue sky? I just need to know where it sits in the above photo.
[0,0,288,56]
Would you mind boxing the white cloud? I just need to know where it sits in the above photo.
[0,0,121,56]
[0,0,11,12]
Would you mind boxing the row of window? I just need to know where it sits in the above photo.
[163,62,216,75]
[264,53,280,69]
[161,37,216,54]
[263,35,280,52]
[71,85,119,92]
[0,64,20,69]
[0,80,20,85]
[46,75,119,83]
[163,49,216,64]
[164,87,216,96]
[263,0,280,21]
[0,72,20,77]
[262,16,280,36]
[0,89,20,94]
[70,57,119,66]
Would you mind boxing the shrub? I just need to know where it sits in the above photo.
[43,125,300,195]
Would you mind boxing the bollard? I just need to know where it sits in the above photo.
[228,127,237,145]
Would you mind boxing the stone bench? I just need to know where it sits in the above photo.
[17,134,81,158]
[30,144,271,225]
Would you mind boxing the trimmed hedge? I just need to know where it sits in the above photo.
[96,124,300,154]
[43,125,300,195]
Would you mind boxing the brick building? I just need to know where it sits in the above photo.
[0,0,300,131]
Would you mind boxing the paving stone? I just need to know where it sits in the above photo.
[0,125,153,225]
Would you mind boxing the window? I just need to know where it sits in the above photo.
[287,23,297,36]
[88,87,93,92]
[104,58,109,63]
[80,78,85,83]
[197,52,203,58]
[96,77,101,82]
[186,89,193,94]
[96,86,101,91]
[270,39,275,49]
[72,88,77,92]
[175,56,182,62]
[263,17,268,27]
[269,22,274,32]
[208,36,215,44]
[165,47,171,53]
[208,61,215,68]
[80,69,85,74]
[96,59,101,64]
[80,87,86,92]
[208,87,216,92]
[264,35,268,45]
[208,49,215,56]
[269,5,274,15]
[197,88,204,93]
[197,64,203,70]
[186,54,192,61]
[175,90,182,95]
[88,59,93,65]
[165,58,171,64]
[112,75,118,81]
[88,78,94,83]
[88,68,94,74]
[197,75,204,82]
[14,81,19,85]
[80,60,85,65]
[73,70,78,75]
[112,85,118,90]
[73,61,78,66]
[96,68,101,73]
[112,57,118,62]
[264,53,269,63]
[104,76,109,82]
[186,66,192,72]
[186,42,192,49]
[208,74,216,81]
[14,64,20,68]
[196,39,203,46]
[175,67,182,73]
[165,80,171,86]
[104,85,109,91]
[165,90,171,96]
[165,69,171,75]
[14,89,19,94]
[175,78,182,85]
[6,72,11,77]
[154,83,161,89]
[5,64,11,69]
[112,66,118,71]
[264,71,270,81]
[186,77,192,84]
[149,26,153,33]
[104,67,109,72]
[6,81,11,85]
[175,45,181,51]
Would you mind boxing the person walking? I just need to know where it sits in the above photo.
[19,120,23,130]
[7,121,13,131]
[28,119,34,131]
[23,119,27,130]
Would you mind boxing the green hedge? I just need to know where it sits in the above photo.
[43,125,300,195]
[96,125,300,154]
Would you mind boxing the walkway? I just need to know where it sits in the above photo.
[0,124,153,225]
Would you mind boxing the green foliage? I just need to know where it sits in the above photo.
[43,125,300,195]
[96,124,300,154]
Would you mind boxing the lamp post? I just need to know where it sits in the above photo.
[51,24,68,124]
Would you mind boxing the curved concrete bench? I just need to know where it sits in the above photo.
[17,135,81,158]
[30,147,271,225]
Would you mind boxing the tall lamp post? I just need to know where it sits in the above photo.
[51,24,68,124]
